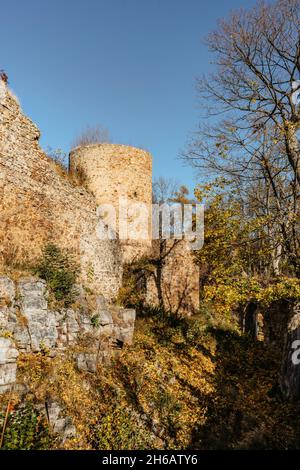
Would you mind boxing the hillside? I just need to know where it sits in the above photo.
[1,309,300,450]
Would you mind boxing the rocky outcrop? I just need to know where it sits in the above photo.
[44,401,76,443]
[0,276,135,392]
[280,303,300,401]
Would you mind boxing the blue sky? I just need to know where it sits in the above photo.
[1,0,256,190]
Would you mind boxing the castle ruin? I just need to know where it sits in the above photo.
[0,76,200,313]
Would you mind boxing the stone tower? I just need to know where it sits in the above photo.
[69,143,152,262]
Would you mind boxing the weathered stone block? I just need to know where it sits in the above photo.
[98,323,114,337]
[119,308,136,324]
[0,276,15,304]
[113,325,134,345]
[98,310,113,326]
[0,363,18,392]
[76,352,98,372]
[18,279,58,351]
[96,295,107,310]
[0,275,136,393]
[0,337,19,364]
[0,338,19,391]
[45,401,76,442]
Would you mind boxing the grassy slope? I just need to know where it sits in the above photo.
[1,312,300,449]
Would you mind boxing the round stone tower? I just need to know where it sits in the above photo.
[69,143,152,262]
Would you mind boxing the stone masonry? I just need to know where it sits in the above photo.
[146,239,200,316]
[0,80,122,300]
[69,143,153,262]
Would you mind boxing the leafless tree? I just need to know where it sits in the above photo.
[152,177,179,204]
[183,0,300,274]
[71,125,110,148]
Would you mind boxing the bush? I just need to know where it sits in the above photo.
[0,403,52,450]
[33,244,78,307]
[91,405,153,450]
[117,261,148,311]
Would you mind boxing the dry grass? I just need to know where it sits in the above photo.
[0,242,32,280]
[46,156,88,188]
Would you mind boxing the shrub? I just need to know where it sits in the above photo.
[46,147,68,171]
[0,402,52,450]
[92,405,153,450]
[33,244,78,307]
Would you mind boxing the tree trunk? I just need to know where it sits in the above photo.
[154,239,166,312]
[155,263,164,311]
[272,243,282,276]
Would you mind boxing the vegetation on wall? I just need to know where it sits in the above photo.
[33,244,78,307]
[0,402,52,450]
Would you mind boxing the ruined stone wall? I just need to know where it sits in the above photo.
[0,81,122,300]
[69,143,152,262]
[146,239,200,316]
[0,76,200,319]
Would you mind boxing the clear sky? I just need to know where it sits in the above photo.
[1,0,257,190]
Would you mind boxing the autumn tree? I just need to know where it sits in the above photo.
[184,0,300,275]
